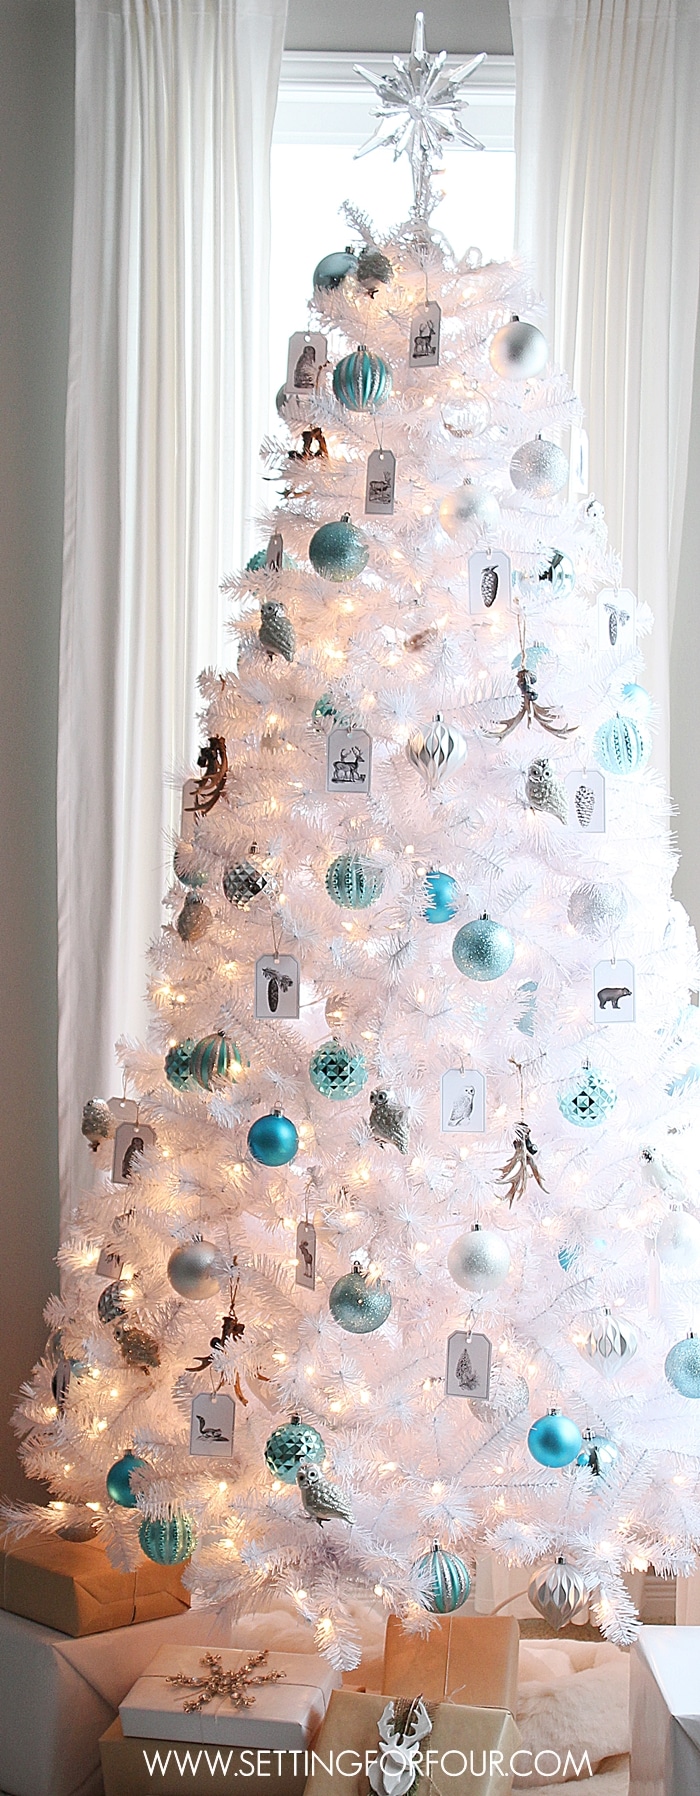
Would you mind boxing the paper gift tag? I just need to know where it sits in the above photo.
[112,1121,156,1184]
[326,726,372,795]
[565,768,606,833]
[408,301,441,366]
[96,1246,123,1280]
[365,449,396,515]
[189,1392,235,1458]
[107,1096,138,1125]
[569,425,589,494]
[295,1220,317,1290]
[593,959,635,1024]
[265,532,284,571]
[441,1068,486,1133]
[597,587,636,653]
[255,954,300,1019]
[445,1330,492,1400]
[468,549,512,616]
[286,331,327,393]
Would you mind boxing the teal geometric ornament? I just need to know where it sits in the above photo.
[593,713,650,775]
[423,870,458,924]
[452,915,514,982]
[558,1063,617,1127]
[138,1510,195,1564]
[620,681,652,720]
[313,248,358,290]
[309,515,369,583]
[312,693,352,729]
[665,1333,700,1398]
[332,346,391,412]
[106,1450,149,1508]
[246,547,294,573]
[414,1542,471,1613]
[164,1040,196,1091]
[326,852,384,909]
[558,1242,581,1272]
[309,1040,368,1100]
[264,1414,326,1483]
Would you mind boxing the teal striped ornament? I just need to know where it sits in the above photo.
[332,346,391,412]
[138,1510,195,1565]
[594,713,650,775]
[325,853,384,909]
[415,1543,471,1613]
[189,1034,247,1091]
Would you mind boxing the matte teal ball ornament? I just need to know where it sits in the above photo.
[189,1034,247,1091]
[423,870,458,924]
[326,853,384,910]
[138,1510,195,1565]
[665,1332,700,1398]
[309,1041,368,1100]
[164,1040,196,1091]
[528,1410,583,1468]
[264,1415,326,1483]
[313,248,358,290]
[414,1543,471,1614]
[620,682,652,720]
[594,713,650,775]
[247,1109,299,1167]
[106,1450,149,1508]
[329,1263,391,1334]
[452,915,514,982]
[557,1064,617,1127]
[332,346,391,412]
[309,515,369,582]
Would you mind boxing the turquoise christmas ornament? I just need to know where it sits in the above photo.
[309,515,369,582]
[511,642,549,674]
[173,844,207,888]
[106,1450,149,1508]
[138,1511,195,1565]
[452,916,514,982]
[325,853,384,910]
[164,1040,196,1091]
[313,248,358,290]
[594,713,650,775]
[558,1242,581,1272]
[620,682,652,720]
[527,1410,583,1467]
[309,1041,368,1100]
[575,1430,619,1477]
[189,1033,246,1091]
[414,1543,471,1614]
[423,870,458,924]
[329,1263,391,1334]
[312,693,352,729]
[264,1414,326,1483]
[557,1064,617,1127]
[246,547,294,572]
[665,1333,700,1398]
[332,346,391,412]
[540,548,575,597]
[247,1110,299,1167]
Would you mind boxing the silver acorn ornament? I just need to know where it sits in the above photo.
[528,1559,588,1630]
[81,1098,115,1151]
[176,892,212,943]
[526,757,568,825]
[369,1088,409,1153]
[296,1461,354,1526]
[406,713,467,786]
[580,1308,637,1377]
[259,600,295,662]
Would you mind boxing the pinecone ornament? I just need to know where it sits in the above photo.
[526,756,568,824]
[369,1088,409,1153]
[259,600,295,662]
[114,1323,161,1371]
[296,1461,355,1525]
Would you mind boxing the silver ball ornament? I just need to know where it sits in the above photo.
[447,1224,511,1293]
[489,319,548,380]
[567,880,628,939]
[406,713,467,786]
[656,1208,700,1272]
[470,1367,529,1426]
[167,1240,221,1301]
[439,479,500,543]
[510,437,569,499]
[528,1559,588,1629]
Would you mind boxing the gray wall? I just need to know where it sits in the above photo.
[285,0,513,52]
[0,0,74,1499]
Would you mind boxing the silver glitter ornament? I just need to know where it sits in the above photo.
[510,437,569,499]
[526,757,568,825]
[259,600,295,663]
[296,1461,354,1525]
[489,319,548,381]
[81,1098,114,1151]
[656,1208,700,1271]
[581,1309,637,1377]
[356,248,393,294]
[406,713,467,786]
[528,1559,588,1630]
[176,893,212,943]
[567,880,628,939]
[439,479,500,543]
[369,1088,409,1153]
[447,1224,510,1292]
[470,1367,529,1425]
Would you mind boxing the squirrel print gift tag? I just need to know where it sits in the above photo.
[189,1392,235,1458]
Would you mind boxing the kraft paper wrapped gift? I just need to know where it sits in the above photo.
[120,1645,340,1746]
[382,1614,520,1713]
[0,1530,190,1635]
[101,1717,310,1796]
[303,1688,521,1796]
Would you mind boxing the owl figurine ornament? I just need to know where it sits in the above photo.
[296,1462,355,1526]
[259,600,296,663]
[369,1089,409,1153]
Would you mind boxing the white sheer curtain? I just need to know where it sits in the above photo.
[510,0,700,772]
[58,0,287,1218]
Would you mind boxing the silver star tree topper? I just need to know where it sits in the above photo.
[355,12,485,215]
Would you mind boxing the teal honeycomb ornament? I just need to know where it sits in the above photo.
[309,515,369,583]
[264,1414,326,1483]
[329,1263,391,1334]
[558,1064,617,1127]
[326,853,384,910]
[173,843,207,888]
[665,1333,700,1398]
[594,713,650,775]
[309,1040,368,1100]
[164,1040,196,1091]
[189,1033,247,1091]
[414,1543,471,1613]
[138,1510,195,1565]
[313,248,358,290]
[332,346,391,412]
[452,915,514,981]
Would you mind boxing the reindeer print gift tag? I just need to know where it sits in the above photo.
[189,1392,235,1458]
[326,726,372,795]
[594,959,635,1024]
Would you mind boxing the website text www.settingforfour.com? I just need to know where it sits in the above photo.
[140,1745,594,1781]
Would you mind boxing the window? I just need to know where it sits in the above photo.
[269,49,516,425]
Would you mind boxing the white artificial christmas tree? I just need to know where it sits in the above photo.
[10,15,700,1665]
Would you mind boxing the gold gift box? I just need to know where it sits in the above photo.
[100,1718,308,1796]
[303,1688,521,1796]
[382,1615,520,1713]
[0,1531,190,1637]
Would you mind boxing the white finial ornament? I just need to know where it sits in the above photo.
[354,13,486,214]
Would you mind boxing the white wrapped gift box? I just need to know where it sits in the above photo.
[120,1646,340,1747]
[630,1625,700,1796]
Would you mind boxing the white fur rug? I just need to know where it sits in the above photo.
[517,1639,629,1793]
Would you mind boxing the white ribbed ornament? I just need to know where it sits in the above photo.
[406,714,467,786]
[581,1309,637,1377]
[528,1559,588,1630]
